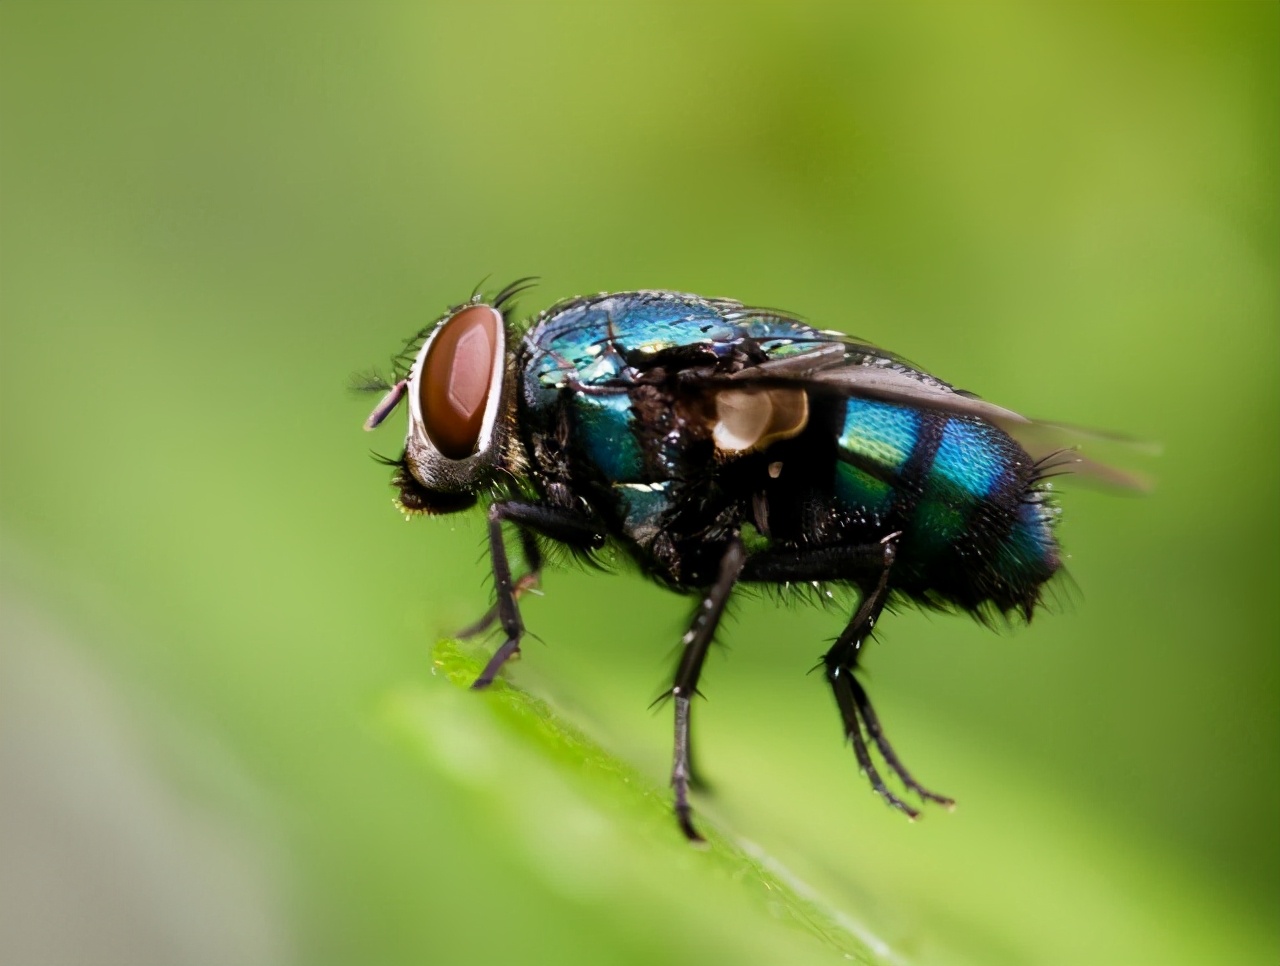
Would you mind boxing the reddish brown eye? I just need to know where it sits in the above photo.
[420,305,500,459]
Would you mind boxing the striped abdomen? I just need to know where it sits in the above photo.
[836,397,1060,617]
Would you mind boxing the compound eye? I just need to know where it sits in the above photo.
[420,305,501,459]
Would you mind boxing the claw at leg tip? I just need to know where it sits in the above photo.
[682,827,709,848]
[676,812,707,846]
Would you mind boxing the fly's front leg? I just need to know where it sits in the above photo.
[668,537,746,842]
[471,501,605,690]
[457,527,542,639]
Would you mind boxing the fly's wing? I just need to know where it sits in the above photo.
[991,420,1157,492]
[718,339,1155,493]
[745,352,1032,425]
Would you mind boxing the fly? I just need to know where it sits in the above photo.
[357,281,1145,842]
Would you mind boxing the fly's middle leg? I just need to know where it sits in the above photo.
[666,537,746,842]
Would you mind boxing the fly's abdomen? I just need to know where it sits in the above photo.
[910,415,1024,552]
[834,398,920,518]
[836,398,1061,613]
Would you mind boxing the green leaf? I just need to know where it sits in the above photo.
[377,639,890,965]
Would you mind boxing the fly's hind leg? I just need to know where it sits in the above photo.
[741,533,953,816]
[845,672,952,808]
[824,535,953,815]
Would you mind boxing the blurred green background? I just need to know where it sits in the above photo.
[2,2,1277,964]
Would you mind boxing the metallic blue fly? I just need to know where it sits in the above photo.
[359,281,1137,841]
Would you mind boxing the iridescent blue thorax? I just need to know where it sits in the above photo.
[522,291,818,399]
[520,291,818,483]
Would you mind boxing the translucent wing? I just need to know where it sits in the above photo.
[716,340,1155,493]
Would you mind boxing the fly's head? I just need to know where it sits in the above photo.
[358,280,535,515]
